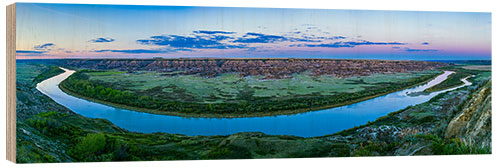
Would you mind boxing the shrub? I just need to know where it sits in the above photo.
[69,133,107,161]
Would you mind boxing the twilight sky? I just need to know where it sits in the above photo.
[16,3,491,60]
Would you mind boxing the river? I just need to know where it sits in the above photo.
[36,68,471,137]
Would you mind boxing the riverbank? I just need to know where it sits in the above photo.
[58,70,445,118]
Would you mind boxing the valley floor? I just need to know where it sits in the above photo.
[58,68,442,117]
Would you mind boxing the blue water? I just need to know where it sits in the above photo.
[36,69,469,137]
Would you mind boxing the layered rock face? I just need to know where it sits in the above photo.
[63,59,448,79]
[445,80,492,148]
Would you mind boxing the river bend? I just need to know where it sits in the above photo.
[36,69,470,137]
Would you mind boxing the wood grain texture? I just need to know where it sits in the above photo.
[6,3,16,163]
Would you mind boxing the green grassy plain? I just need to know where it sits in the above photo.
[17,61,64,87]
[59,68,443,117]
[462,65,491,71]
[86,70,440,104]
[16,62,48,84]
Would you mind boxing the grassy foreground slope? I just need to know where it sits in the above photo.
[16,62,491,163]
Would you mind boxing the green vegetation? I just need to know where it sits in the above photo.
[471,71,492,83]
[26,111,84,141]
[83,70,438,100]
[353,141,399,156]
[69,133,108,161]
[86,71,126,76]
[425,66,485,93]
[16,62,491,163]
[425,72,469,92]
[16,62,46,83]
[462,65,491,71]
[431,137,491,155]
[16,62,64,86]
[32,66,65,85]
[405,134,491,155]
[60,70,441,117]
[20,110,348,162]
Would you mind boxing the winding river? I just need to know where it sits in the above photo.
[36,68,471,137]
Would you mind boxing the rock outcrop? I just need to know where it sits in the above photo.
[62,59,448,79]
[445,80,491,148]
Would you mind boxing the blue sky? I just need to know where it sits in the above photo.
[16,3,491,60]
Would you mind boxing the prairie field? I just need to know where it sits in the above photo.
[85,70,441,104]
[461,65,491,71]
[16,62,47,83]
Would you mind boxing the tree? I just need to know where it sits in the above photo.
[70,133,107,161]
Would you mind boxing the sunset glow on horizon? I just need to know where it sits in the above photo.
[16,3,491,60]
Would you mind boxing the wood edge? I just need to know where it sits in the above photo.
[6,3,16,163]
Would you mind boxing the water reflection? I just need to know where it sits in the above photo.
[36,68,470,137]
